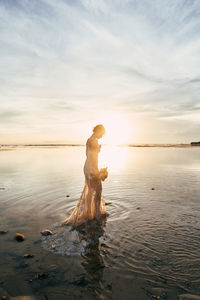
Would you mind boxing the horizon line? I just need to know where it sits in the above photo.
[1,143,199,147]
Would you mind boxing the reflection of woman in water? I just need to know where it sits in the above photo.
[63,124,108,227]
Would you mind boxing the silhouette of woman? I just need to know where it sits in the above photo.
[63,124,108,227]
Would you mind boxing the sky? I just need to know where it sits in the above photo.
[0,0,200,144]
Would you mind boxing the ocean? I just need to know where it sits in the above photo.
[0,145,200,299]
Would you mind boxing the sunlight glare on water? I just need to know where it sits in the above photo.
[99,146,129,173]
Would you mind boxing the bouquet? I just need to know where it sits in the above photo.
[99,167,108,181]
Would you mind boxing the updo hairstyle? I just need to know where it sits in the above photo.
[93,124,106,136]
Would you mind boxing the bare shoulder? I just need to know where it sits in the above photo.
[87,136,98,149]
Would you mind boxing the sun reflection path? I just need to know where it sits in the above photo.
[99,145,128,174]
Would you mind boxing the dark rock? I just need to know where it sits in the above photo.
[35,273,48,279]
[151,187,155,190]
[40,229,53,236]
[136,207,141,210]
[0,230,8,234]
[15,233,25,242]
[105,202,112,205]
[66,195,70,197]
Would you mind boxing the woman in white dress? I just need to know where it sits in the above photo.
[63,124,108,227]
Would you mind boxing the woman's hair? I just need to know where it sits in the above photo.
[93,124,106,135]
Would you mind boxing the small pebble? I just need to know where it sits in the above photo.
[0,230,8,234]
[51,244,56,249]
[24,254,34,258]
[151,187,155,190]
[105,202,112,205]
[40,229,53,236]
[136,207,141,210]
[66,195,70,197]
[15,233,25,242]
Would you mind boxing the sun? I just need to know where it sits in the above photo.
[95,112,131,145]
[89,112,132,172]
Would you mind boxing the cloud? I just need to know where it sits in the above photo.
[0,109,24,123]
[0,0,200,143]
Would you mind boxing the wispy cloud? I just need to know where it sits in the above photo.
[0,0,200,143]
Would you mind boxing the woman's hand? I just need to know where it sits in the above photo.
[99,167,108,181]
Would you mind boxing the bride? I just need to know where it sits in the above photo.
[63,124,108,227]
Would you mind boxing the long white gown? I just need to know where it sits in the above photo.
[64,135,107,227]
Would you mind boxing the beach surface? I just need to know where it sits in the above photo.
[0,146,200,300]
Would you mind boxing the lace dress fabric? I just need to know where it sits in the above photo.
[65,136,107,227]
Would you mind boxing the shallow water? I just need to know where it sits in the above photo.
[0,146,200,300]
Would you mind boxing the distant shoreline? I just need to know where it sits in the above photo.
[128,144,199,147]
[1,143,200,150]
